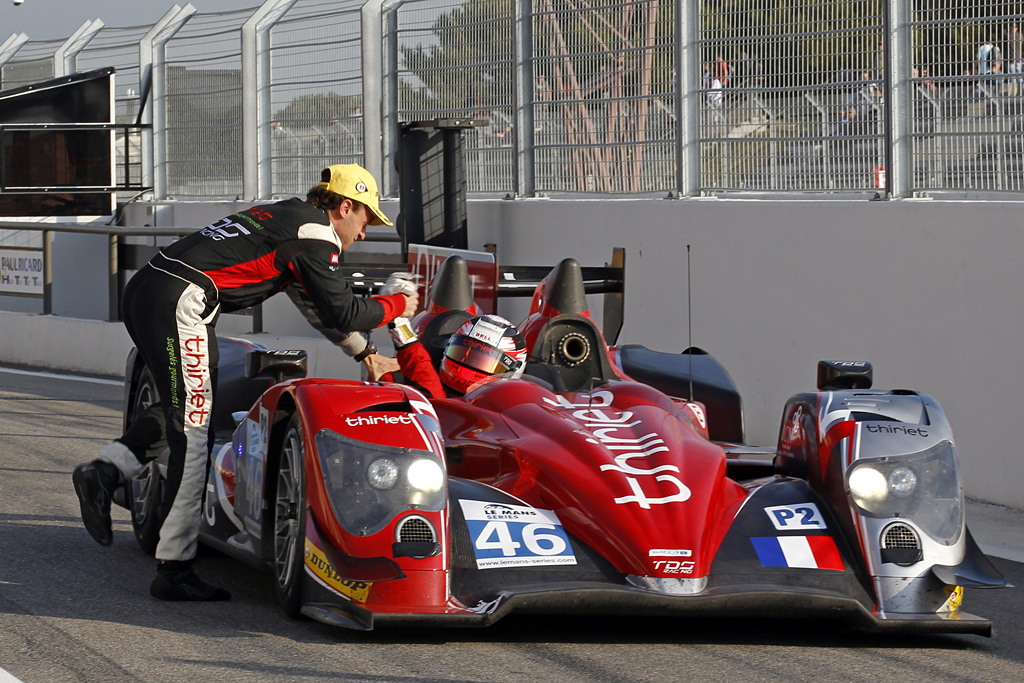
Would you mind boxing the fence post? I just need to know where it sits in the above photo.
[363,0,386,190]
[149,5,197,200]
[54,19,104,78]
[678,0,700,196]
[139,8,185,200]
[380,0,403,198]
[108,233,119,322]
[243,0,297,201]
[513,0,535,197]
[42,230,53,316]
[888,0,912,198]
[0,34,29,78]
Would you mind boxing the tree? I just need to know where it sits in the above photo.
[274,92,363,125]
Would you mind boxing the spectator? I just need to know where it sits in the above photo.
[977,37,1003,77]
[713,53,730,87]
[832,107,857,138]
[920,67,938,96]
[1007,26,1022,89]
[535,74,551,103]
[874,39,885,81]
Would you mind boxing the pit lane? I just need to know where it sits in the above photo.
[2,366,1023,683]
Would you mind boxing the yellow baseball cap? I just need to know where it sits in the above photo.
[318,163,393,227]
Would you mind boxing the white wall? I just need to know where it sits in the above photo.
[465,196,1024,508]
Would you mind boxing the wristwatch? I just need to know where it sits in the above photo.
[353,340,378,362]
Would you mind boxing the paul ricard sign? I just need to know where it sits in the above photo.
[0,249,44,296]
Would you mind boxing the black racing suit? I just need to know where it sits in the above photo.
[111,198,404,562]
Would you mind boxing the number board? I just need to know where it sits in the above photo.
[459,500,577,569]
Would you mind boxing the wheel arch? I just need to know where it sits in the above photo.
[258,392,299,560]
[123,347,148,433]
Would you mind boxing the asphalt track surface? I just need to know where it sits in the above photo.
[2,367,1024,683]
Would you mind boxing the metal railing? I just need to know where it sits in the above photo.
[1,0,1023,200]
[0,221,401,323]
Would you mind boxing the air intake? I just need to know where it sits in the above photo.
[392,515,440,559]
[880,522,923,566]
[396,515,436,543]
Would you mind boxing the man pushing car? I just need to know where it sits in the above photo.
[72,164,417,601]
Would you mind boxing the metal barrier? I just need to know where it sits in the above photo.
[0,221,189,320]
[1,0,1023,199]
[0,220,401,324]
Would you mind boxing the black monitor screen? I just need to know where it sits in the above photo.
[0,68,114,217]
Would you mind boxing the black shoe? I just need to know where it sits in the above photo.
[72,460,121,546]
[150,561,231,602]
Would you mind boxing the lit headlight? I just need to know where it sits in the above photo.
[408,458,444,493]
[367,457,399,490]
[845,440,962,543]
[848,466,888,506]
[315,427,447,537]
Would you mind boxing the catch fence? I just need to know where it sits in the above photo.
[1,0,1022,200]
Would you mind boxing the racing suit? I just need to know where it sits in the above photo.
[114,198,405,562]
[391,342,447,399]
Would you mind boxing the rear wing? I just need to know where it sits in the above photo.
[340,245,625,345]
[494,250,625,345]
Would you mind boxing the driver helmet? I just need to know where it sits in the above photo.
[440,315,527,393]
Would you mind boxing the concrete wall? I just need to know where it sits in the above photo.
[465,197,1024,509]
[0,311,364,381]
[1,196,1021,509]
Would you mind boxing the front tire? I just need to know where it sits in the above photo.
[274,414,307,617]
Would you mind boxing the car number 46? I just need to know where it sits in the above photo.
[475,521,568,556]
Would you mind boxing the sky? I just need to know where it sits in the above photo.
[1,0,262,42]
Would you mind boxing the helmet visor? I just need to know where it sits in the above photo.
[444,335,521,376]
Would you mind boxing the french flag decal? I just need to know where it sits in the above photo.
[750,536,844,571]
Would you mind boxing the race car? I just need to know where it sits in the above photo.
[114,250,1007,635]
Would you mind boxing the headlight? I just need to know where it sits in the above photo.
[315,427,447,536]
[845,440,962,543]
[367,457,399,490]
[848,466,888,505]
[888,467,917,498]
[408,458,444,493]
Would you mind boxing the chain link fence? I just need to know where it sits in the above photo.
[2,0,1023,200]
[268,0,367,198]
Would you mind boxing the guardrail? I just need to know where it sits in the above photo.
[0,220,401,325]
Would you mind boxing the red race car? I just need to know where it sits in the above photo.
[115,250,1006,634]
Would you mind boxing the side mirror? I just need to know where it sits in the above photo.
[817,360,873,391]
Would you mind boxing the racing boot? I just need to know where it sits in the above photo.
[150,560,231,602]
[71,456,122,546]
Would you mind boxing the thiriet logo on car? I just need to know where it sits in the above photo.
[864,423,929,437]
[344,414,415,427]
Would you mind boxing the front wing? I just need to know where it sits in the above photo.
[293,477,991,636]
